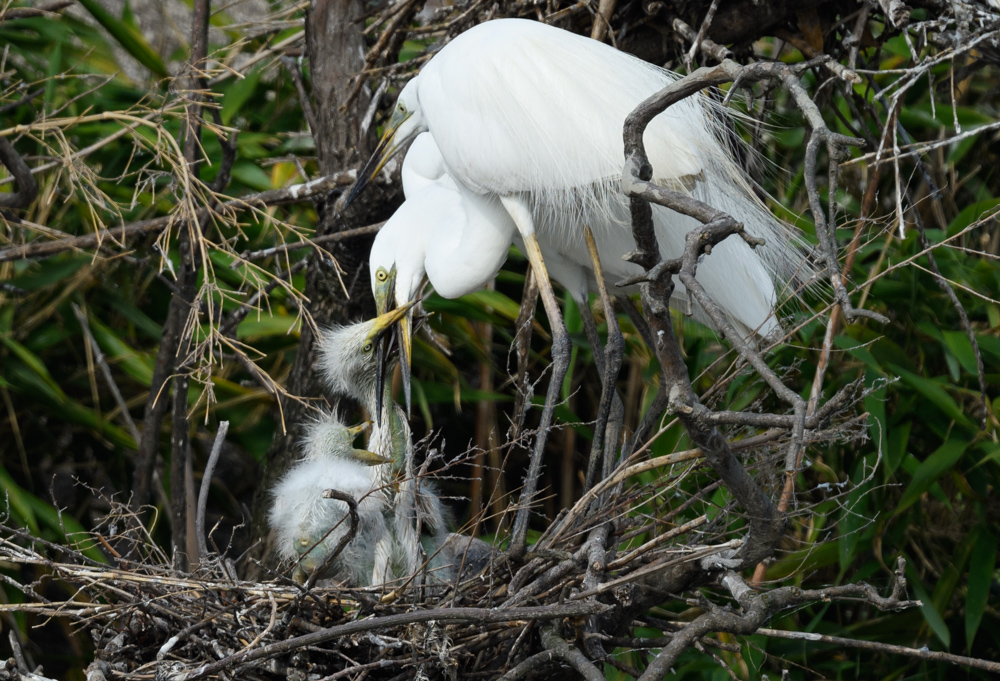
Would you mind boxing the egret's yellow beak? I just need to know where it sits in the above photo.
[368,300,417,423]
[344,108,414,207]
[397,310,412,417]
[373,265,397,318]
[366,299,416,342]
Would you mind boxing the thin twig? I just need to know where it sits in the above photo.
[177,602,611,681]
[196,421,230,563]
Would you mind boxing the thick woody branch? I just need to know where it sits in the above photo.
[622,61,802,572]
[0,0,73,23]
[618,58,899,582]
[195,421,229,563]
[878,0,911,28]
[672,17,732,64]
[755,628,1000,673]
[498,622,608,681]
[0,136,38,209]
[638,559,920,680]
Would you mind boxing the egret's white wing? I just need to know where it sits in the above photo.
[417,19,709,199]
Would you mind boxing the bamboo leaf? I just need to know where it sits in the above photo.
[0,465,40,534]
[887,363,974,428]
[965,526,997,650]
[221,66,264,125]
[906,561,951,647]
[87,314,155,386]
[0,337,61,394]
[237,314,300,340]
[75,0,169,77]
[895,438,968,515]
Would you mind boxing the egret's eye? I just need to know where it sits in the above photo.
[398,103,407,115]
[376,269,388,282]
[362,341,374,354]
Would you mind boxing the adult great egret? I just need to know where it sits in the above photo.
[351,19,812,551]
[268,415,387,584]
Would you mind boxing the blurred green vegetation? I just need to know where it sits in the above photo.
[0,2,997,679]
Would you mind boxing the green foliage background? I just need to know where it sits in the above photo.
[0,2,997,679]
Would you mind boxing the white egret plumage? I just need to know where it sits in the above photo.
[376,132,770,319]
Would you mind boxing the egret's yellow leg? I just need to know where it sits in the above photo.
[499,196,572,558]
[581,226,625,489]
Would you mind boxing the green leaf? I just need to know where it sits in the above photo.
[864,370,887,453]
[940,330,980,377]
[456,290,524,321]
[561,292,580,400]
[838,458,870,571]
[44,38,62,111]
[221,66,264,125]
[87,314,155,386]
[417,382,512,405]
[887,363,974,428]
[895,438,968,515]
[932,529,976,620]
[237,314,300,340]
[946,198,1000,237]
[885,420,911,480]
[106,297,163,340]
[8,255,89,291]
[965,527,997,650]
[75,0,169,77]
[767,541,839,581]
[231,161,274,191]
[0,465,106,563]
[906,560,951,647]
[0,465,40,534]
[0,336,61,394]
[971,441,1000,470]
[4,360,136,449]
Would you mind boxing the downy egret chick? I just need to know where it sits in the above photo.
[317,302,416,472]
[269,416,388,585]
[317,302,450,582]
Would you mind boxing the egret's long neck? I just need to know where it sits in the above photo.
[422,181,516,299]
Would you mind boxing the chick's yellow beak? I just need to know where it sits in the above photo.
[346,420,372,438]
[351,447,392,466]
